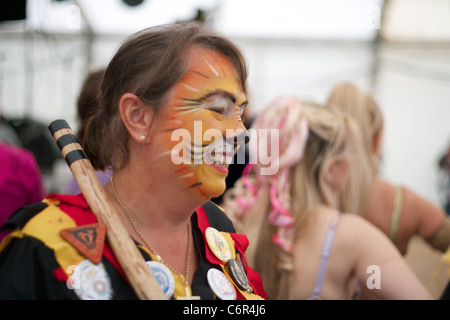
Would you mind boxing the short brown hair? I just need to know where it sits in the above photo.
[76,68,105,144]
[83,21,248,171]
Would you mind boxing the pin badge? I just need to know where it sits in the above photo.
[60,223,106,264]
[227,258,250,291]
[205,227,232,262]
[207,268,236,300]
[71,259,113,300]
[146,261,175,298]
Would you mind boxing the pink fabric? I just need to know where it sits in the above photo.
[0,142,46,226]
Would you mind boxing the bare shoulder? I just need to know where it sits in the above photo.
[338,212,382,234]
[337,213,406,273]
[401,186,446,235]
[337,212,393,248]
[402,185,444,215]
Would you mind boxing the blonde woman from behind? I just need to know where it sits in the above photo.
[325,82,450,256]
[222,96,432,300]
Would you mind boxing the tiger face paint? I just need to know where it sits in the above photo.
[160,48,248,199]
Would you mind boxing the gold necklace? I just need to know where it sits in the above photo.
[110,177,196,298]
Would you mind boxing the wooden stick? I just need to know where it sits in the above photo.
[48,119,167,300]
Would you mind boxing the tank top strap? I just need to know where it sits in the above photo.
[308,211,341,300]
[389,186,403,242]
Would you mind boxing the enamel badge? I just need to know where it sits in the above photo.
[207,268,236,300]
[205,227,232,262]
[146,261,175,298]
[227,258,250,291]
[70,259,113,300]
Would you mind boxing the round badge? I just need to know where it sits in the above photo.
[146,261,175,298]
[71,260,113,300]
[205,227,232,262]
[227,258,249,291]
[207,268,236,300]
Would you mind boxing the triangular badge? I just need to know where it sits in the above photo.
[60,223,106,264]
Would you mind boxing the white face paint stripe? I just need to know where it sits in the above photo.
[202,56,219,77]
[157,150,173,158]
[169,119,183,125]
[181,83,200,92]
[177,109,199,115]
[179,173,194,179]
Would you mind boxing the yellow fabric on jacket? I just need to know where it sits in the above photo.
[0,198,85,277]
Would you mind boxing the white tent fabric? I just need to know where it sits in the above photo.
[0,0,449,210]
[15,0,450,41]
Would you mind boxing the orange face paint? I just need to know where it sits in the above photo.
[160,48,248,199]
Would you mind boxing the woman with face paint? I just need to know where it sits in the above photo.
[0,22,267,300]
[222,96,431,300]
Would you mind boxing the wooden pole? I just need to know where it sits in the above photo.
[49,119,167,300]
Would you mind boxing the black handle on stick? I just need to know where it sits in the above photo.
[48,119,167,300]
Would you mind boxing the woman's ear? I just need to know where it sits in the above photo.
[325,158,339,190]
[373,131,383,157]
[118,93,154,144]
[325,157,346,192]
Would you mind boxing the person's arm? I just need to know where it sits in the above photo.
[347,214,432,300]
[406,187,449,253]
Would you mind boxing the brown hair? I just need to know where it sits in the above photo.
[76,68,105,144]
[83,21,248,171]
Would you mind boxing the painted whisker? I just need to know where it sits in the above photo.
[179,173,194,180]
[158,150,173,158]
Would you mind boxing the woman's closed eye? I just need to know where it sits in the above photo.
[204,95,236,117]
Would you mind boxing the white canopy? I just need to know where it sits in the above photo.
[0,0,449,211]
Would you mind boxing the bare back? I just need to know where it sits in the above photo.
[289,205,432,300]
[363,177,446,255]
